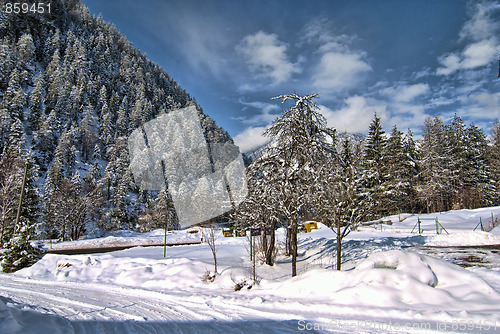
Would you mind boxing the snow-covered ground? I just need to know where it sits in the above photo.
[1,206,500,333]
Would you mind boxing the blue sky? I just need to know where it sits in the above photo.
[82,0,500,152]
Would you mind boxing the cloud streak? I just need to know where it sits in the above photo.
[436,1,500,76]
[236,31,300,86]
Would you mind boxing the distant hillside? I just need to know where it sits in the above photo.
[0,0,232,241]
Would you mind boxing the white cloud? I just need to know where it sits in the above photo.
[436,1,500,76]
[312,52,371,92]
[299,19,371,95]
[233,126,270,153]
[318,96,388,133]
[460,1,500,41]
[237,31,300,85]
[382,83,429,103]
[437,38,498,75]
[458,92,500,118]
[234,100,280,126]
[461,38,498,68]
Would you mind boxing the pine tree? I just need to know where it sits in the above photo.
[1,68,26,121]
[446,114,468,208]
[463,123,496,207]
[0,221,44,273]
[45,50,62,107]
[0,152,24,244]
[6,118,25,155]
[361,114,387,218]
[383,125,407,215]
[402,129,420,213]
[16,33,35,66]
[418,116,452,212]
[0,158,43,273]
[27,73,46,133]
[489,122,500,205]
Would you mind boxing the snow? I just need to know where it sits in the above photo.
[1,207,500,333]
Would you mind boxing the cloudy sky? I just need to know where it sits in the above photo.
[82,0,500,152]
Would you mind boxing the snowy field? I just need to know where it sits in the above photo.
[1,206,500,334]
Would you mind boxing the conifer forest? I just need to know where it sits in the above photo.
[0,0,498,260]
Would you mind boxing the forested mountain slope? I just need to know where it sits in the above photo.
[0,0,232,241]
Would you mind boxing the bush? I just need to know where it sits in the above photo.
[0,222,45,273]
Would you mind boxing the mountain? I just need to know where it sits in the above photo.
[0,0,232,241]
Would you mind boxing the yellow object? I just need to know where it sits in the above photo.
[304,221,318,233]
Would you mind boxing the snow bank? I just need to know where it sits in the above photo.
[44,228,202,251]
[257,250,500,321]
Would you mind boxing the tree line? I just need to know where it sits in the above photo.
[234,93,500,276]
[0,0,231,257]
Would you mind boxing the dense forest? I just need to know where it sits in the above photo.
[234,94,499,273]
[0,0,499,257]
[0,0,232,246]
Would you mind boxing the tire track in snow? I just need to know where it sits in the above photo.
[0,275,240,324]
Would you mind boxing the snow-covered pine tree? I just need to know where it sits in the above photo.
[402,129,420,213]
[0,221,44,273]
[489,122,500,205]
[0,158,43,273]
[445,114,468,208]
[418,116,453,213]
[463,123,496,208]
[383,125,408,215]
[27,73,46,133]
[0,152,24,244]
[263,93,335,277]
[361,113,387,218]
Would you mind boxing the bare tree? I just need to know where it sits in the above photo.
[202,221,218,279]
[46,172,104,241]
[315,135,366,270]
[0,152,24,244]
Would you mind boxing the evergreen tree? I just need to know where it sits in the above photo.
[418,116,452,212]
[446,114,468,207]
[27,73,46,132]
[463,123,496,207]
[361,114,387,218]
[6,118,25,155]
[383,125,407,215]
[489,122,500,205]
[16,33,35,66]
[0,152,24,243]
[0,221,44,273]
[402,129,420,213]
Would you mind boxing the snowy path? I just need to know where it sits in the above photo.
[3,271,500,334]
[0,273,462,334]
[0,275,306,333]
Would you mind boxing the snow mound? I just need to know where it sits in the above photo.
[258,250,500,317]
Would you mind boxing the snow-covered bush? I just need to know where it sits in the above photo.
[0,222,44,273]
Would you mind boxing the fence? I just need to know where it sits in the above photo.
[411,217,449,235]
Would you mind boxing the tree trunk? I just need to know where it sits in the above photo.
[336,221,342,270]
[285,223,291,256]
[265,221,276,266]
[291,220,297,277]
